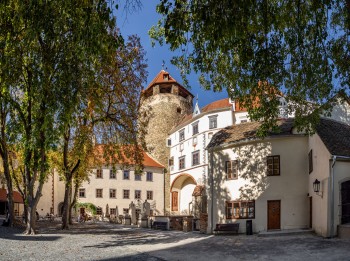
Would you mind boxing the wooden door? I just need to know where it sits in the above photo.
[172,191,178,211]
[267,200,281,230]
[309,197,312,228]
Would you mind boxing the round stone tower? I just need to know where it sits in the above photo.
[140,70,194,213]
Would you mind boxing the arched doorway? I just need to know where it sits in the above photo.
[341,180,350,224]
[57,202,64,217]
[170,174,197,214]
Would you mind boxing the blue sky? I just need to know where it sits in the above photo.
[116,0,228,108]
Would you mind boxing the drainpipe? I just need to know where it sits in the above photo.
[330,155,350,237]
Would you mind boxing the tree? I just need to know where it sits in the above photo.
[150,0,350,133]
[0,0,121,234]
[57,35,147,230]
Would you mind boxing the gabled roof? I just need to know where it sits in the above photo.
[207,119,295,149]
[93,145,164,168]
[316,118,350,157]
[0,189,23,203]
[145,70,177,90]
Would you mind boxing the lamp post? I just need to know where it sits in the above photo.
[313,179,322,197]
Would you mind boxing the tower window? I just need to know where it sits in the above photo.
[177,107,182,113]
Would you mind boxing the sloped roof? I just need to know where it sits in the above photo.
[316,118,350,157]
[146,70,177,89]
[93,145,164,168]
[0,189,23,203]
[207,119,295,149]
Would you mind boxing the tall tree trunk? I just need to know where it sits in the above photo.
[61,181,71,229]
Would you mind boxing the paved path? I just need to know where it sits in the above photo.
[1,219,350,261]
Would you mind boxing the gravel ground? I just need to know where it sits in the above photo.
[1,217,350,261]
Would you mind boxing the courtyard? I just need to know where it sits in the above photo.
[1,217,350,261]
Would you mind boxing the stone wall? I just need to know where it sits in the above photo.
[140,93,192,212]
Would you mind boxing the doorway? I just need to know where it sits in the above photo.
[171,191,178,211]
[341,180,350,224]
[268,200,281,230]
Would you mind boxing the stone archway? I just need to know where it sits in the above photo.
[170,174,197,214]
[341,180,350,224]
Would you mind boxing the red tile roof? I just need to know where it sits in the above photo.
[146,70,177,90]
[0,189,23,203]
[93,145,164,168]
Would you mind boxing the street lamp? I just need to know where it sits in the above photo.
[313,179,323,197]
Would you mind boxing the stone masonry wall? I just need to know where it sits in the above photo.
[140,93,192,213]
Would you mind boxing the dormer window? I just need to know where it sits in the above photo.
[163,74,169,81]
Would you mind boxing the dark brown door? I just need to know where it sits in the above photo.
[268,200,281,230]
[172,191,178,211]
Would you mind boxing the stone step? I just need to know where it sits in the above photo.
[258,228,314,237]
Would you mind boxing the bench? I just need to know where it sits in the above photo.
[153,221,168,230]
[214,223,239,234]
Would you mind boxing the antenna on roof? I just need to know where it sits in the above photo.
[193,94,201,117]
[162,60,168,71]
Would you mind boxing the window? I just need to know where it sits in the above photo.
[209,116,217,129]
[147,191,153,200]
[169,157,174,167]
[96,169,103,179]
[96,189,103,198]
[179,129,185,141]
[179,156,185,170]
[110,208,116,215]
[146,172,153,181]
[123,170,130,180]
[123,208,129,215]
[135,190,141,199]
[110,169,116,179]
[135,173,141,181]
[267,155,280,176]
[226,160,238,180]
[192,122,199,135]
[308,150,313,174]
[96,207,102,215]
[79,188,85,198]
[109,189,116,198]
[192,151,200,166]
[226,200,255,219]
[123,189,130,199]
[166,138,172,147]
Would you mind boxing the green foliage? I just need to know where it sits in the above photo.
[151,0,350,134]
[75,202,97,215]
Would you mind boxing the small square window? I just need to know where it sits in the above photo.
[110,169,116,179]
[123,208,129,215]
[146,172,153,181]
[79,188,86,198]
[226,160,238,180]
[96,169,103,179]
[96,189,103,198]
[167,138,172,147]
[109,189,116,198]
[123,189,130,199]
[147,191,153,200]
[135,190,141,199]
[96,207,102,215]
[123,170,130,180]
[110,208,116,215]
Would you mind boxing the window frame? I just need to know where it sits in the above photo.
[135,173,142,181]
[146,171,153,182]
[226,200,255,219]
[209,115,218,129]
[192,122,199,136]
[308,149,313,174]
[123,170,130,180]
[135,190,141,199]
[109,189,116,198]
[96,169,103,179]
[96,207,102,215]
[147,190,153,200]
[123,189,130,199]
[192,150,200,166]
[96,188,103,198]
[109,169,116,179]
[267,155,280,176]
[226,160,238,180]
[179,156,185,170]
[179,129,185,142]
[79,188,86,198]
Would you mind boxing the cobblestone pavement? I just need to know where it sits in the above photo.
[1,218,350,261]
